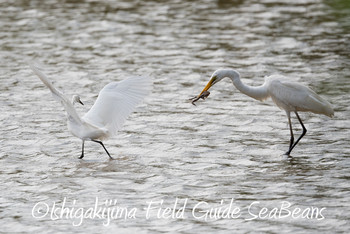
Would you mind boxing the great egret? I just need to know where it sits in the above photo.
[30,65,151,159]
[194,68,334,155]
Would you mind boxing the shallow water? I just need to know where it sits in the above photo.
[1,0,350,233]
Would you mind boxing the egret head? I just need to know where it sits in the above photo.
[72,95,84,106]
[199,69,240,96]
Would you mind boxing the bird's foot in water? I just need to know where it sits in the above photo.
[78,154,115,160]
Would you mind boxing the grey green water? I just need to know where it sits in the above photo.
[1,0,349,233]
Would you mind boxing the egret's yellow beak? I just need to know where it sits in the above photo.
[199,77,216,96]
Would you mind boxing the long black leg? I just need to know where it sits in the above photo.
[286,112,294,155]
[92,140,113,159]
[286,112,307,155]
[79,140,85,159]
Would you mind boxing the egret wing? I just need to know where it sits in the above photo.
[29,64,82,124]
[82,76,152,136]
[268,78,333,117]
[30,64,68,103]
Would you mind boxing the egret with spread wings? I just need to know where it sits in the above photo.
[193,68,334,155]
[30,64,151,159]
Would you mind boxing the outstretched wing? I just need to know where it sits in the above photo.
[30,64,68,103]
[29,64,82,124]
[82,76,152,136]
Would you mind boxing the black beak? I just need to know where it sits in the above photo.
[79,100,84,105]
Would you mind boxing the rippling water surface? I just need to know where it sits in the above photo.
[1,0,349,233]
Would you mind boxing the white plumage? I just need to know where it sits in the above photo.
[265,76,334,117]
[30,64,151,159]
[196,68,334,155]
[83,76,152,138]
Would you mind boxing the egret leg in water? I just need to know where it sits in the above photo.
[79,140,112,159]
[286,112,307,155]
[30,64,152,159]
[193,68,334,156]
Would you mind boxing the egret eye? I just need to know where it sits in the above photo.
[30,64,152,159]
[191,68,334,156]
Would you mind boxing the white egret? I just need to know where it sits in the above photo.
[30,64,151,159]
[194,68,334,155]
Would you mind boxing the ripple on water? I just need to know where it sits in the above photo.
[0,0,349,233]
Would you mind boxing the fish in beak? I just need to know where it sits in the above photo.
[189,76,216,105]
